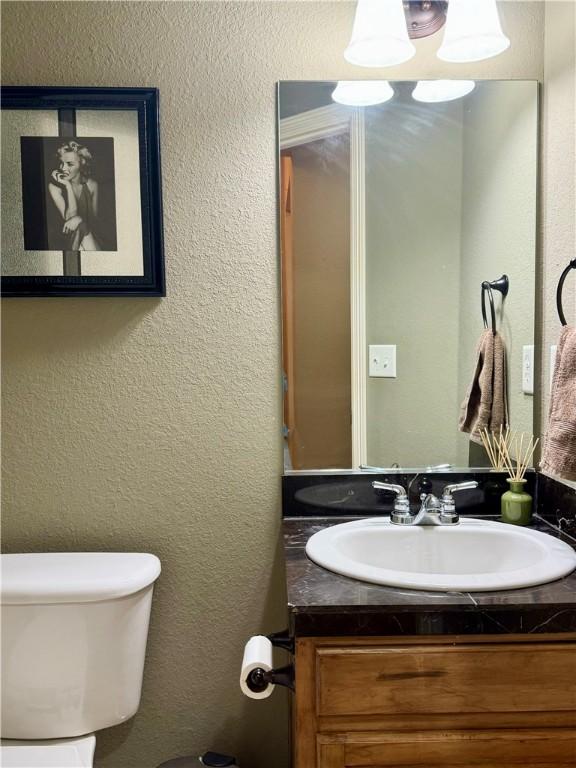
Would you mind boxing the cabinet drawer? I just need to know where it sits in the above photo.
[317,729,576,767]
[316,643,576,718]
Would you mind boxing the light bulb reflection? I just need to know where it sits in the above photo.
[412,80,476,103]
[332,81,394,107]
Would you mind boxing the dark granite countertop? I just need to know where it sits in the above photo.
[283,515,576,637]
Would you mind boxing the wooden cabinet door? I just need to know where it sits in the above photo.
[317,730,576,767]
[296,636,576,768]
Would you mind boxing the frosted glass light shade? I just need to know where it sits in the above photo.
[437,0,510,63]
[344,0,416,67]
[332,81,394,106]
[412,80,475,103]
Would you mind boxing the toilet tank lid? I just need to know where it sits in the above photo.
[0,553,161,604]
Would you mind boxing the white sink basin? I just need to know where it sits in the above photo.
[306,518,576,592]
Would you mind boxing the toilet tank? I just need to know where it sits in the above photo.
[1,553,161,739]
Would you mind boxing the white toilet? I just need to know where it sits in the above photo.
[0,552,161,768]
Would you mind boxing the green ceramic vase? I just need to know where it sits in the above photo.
[501,479,532,526]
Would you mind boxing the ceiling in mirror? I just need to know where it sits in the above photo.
[278,80,538,473]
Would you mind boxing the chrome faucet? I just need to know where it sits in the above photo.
[372,480,479,526]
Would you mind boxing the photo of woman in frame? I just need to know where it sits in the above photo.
[3,86,164,296]
[20,135,117,252]
[48,140,101,250]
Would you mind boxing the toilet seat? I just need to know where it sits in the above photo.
[0,734,96,768]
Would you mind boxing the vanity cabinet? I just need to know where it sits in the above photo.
[293,635,576,768]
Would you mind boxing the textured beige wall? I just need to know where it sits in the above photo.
[0,2,550,767]
[541,0,576,488]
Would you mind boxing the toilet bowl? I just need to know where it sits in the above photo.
[0,552,161,767]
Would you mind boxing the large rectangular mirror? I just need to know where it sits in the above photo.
[278,80,538,472]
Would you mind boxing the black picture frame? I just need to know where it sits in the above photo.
[1,86,165,297]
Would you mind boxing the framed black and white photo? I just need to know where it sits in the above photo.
[1,87,165,296]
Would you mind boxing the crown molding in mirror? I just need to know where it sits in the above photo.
[279,103,351,150]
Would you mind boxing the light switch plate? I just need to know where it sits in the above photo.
[369,345,397,378]
[522,345,534,395]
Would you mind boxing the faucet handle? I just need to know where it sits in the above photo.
[442,481,479,499]
[372,481,407,498]
[440,481,478,523]
[372,482,411,522]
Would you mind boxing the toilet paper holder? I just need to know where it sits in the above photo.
[267,629,294,654]
[245,663,295,693]
[244,629,295,694]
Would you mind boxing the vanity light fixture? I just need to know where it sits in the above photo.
[344,0,510,68]
[344,0,416,67]
[412,79,475,102]
[437,0,510,62]
[332,80,395,106]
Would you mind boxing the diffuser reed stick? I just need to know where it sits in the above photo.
[480,427,515,472]
[499,432,539,481]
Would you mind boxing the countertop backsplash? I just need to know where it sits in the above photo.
[282,471,536,519]
[537,473,576,539]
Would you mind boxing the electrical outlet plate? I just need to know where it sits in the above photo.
[522,345,534,395]
[369,345,397,378]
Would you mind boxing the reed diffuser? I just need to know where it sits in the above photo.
[480,427,515,472]
[498,431,539,526]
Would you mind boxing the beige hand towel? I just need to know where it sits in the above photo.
[459,329,508,444]
[491,331,508,433]
[540,326,576,481]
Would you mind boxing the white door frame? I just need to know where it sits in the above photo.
[280,105,367,467]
